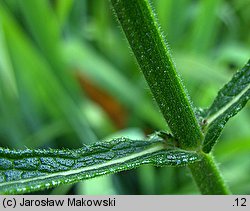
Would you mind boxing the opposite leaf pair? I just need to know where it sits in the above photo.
[0,0,249,195]
[0,59,249,194]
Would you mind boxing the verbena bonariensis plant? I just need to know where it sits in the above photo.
[0,0,249,194]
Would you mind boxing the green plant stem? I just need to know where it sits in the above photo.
[189,152,230,195]
[111,0,230,195]
[111,0,203,150]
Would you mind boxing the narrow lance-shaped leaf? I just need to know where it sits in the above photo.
[0,135,200,194]
[111,0,203,149]
[202,60,250,153]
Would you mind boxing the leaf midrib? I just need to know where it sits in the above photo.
[0,143,165,187]
[206,83,250,124]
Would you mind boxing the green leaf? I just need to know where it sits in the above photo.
[111,0,203,149]
[0,135,200,194]
[202,60,250,153]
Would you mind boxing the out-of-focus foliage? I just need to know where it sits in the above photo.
[0,0,249,194]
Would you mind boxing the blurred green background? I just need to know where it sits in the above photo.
[0,0,249,194]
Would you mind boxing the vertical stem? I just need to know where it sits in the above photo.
[111,0,231,194]
[111,0,203,150]
[189,152,230,194]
